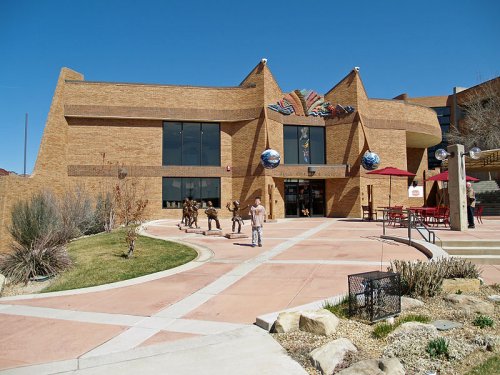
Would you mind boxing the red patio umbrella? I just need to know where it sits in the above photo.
[426,170,479,182]
[367,167,416,207]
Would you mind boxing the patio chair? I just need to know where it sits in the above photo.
[388,206,405,227]
[433,207,450,227]
[476,205,484,224]
[362,205,377,221]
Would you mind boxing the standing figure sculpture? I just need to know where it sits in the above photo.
[181,198,191,226]
[226,201,248,233]
[189,200,200,228]
[204,201,221,231]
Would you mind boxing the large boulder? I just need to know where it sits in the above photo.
[299,309,339,336]
[401,296,424,311]
[441,278,480,294]
[443,294,494,315]
[273,312,301,333]
[309,338,357,375]
[336,358,404,375]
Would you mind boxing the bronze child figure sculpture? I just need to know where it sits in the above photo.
[226,200,247,233]
[204,201,221,231]
[181,197,191,226]
[189,200,200,228]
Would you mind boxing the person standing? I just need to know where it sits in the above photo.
[249,197,266,247]
[466,182,476,229]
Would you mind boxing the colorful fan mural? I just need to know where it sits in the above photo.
[268,89,355,117]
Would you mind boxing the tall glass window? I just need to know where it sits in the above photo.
[162,178,220,209]
[283,125,325,165]
[163,122,220,166]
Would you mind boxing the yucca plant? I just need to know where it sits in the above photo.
[473,315,494,329]
[426,337,449,359]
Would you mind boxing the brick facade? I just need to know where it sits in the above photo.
[0,62,441,252]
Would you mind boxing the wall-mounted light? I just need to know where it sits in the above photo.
[308,166,317,177]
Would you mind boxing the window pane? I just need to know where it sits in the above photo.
[182,123,201,165]
[284,126,298,164]
[182,178,200,201]
[201,178,220,208]
[310,127,325,164]
[163,122,182,165]
[201,123,220,166]
[298,126,310,164]
[162,177,182,208]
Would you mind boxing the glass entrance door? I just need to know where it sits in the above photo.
[284,179,325,217]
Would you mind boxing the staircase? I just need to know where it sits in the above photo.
[439,239,500,265]
[474,180,500,216]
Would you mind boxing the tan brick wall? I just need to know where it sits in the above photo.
[0,62,444,252]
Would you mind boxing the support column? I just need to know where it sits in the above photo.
[448,144,467,231]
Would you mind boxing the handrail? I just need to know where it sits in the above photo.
[382,208,436,245]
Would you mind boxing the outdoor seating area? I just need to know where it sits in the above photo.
[380,206,452,228]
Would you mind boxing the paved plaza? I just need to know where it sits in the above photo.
[0,218,498,374]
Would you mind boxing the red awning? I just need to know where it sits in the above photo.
[366,167,416,177]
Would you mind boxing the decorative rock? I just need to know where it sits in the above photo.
[401,296,424,311]
[273,312,301,333]
[473,334,499,352]
[441,278,480,294]
[388,322,438,343]
[336,358,404,375]
[185,228,204,234]
[443,294,494,315]
[203,230,222,236]
[309,338,357,375]
[488,295,500,303]
[431,319,463,331]
[0,274,5,296]
[299,309,340,336]
[224,233,249,239]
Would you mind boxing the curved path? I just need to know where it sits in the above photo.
[0,218,430,373]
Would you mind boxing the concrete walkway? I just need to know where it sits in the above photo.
[0,218,497,374]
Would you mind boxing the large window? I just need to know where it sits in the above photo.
[162,177,220,209]
[163,122,220,166]
[283,125,325,164]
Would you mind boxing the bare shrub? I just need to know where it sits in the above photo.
[0,232,72,284]
[57,186,95,241]
[388,258,480,297]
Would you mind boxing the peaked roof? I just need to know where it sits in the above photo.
[0,168,10,176]
[240,60,282,104]
[324,69,368,107]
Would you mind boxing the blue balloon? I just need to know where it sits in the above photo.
[260,149,281,169]
[361,151,380,171]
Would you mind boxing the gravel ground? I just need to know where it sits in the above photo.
[1,277,55,297]
[272,285,499,375]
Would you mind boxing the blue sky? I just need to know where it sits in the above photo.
[0,0,499,174]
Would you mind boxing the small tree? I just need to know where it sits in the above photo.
[112,179,148,258]
[448,80,500,150]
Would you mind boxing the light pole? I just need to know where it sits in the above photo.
[435,145,481,231]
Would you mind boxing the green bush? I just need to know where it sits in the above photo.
[426,337,449,359]
[398,314,430,325]
[388,258,481,297]
[322,295,350,318]
[473,315,494,329]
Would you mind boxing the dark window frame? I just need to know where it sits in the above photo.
[162,121,221,166]
[283,125,326,165]
[162,177,221,209]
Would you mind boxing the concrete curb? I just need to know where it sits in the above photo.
[380,235,450,260]
[0,222,214,302]
[255,293,346,331]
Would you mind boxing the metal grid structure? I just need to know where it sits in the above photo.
[348,271,401,322]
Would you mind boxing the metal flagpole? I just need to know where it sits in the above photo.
[24,113,28,176]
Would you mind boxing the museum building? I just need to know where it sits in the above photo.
[0,60,442,250]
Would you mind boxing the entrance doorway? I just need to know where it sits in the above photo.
[285,179,325,217]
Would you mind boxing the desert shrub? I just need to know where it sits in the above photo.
[322,295,350,318]
[57,187,96,241]
[473,315,494,329]
[388,258,481,298]
[399,314,430,325]
[0,233,72,284]
[90,192,114,233]
[426,337,449,359]
[9,191,61,249]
